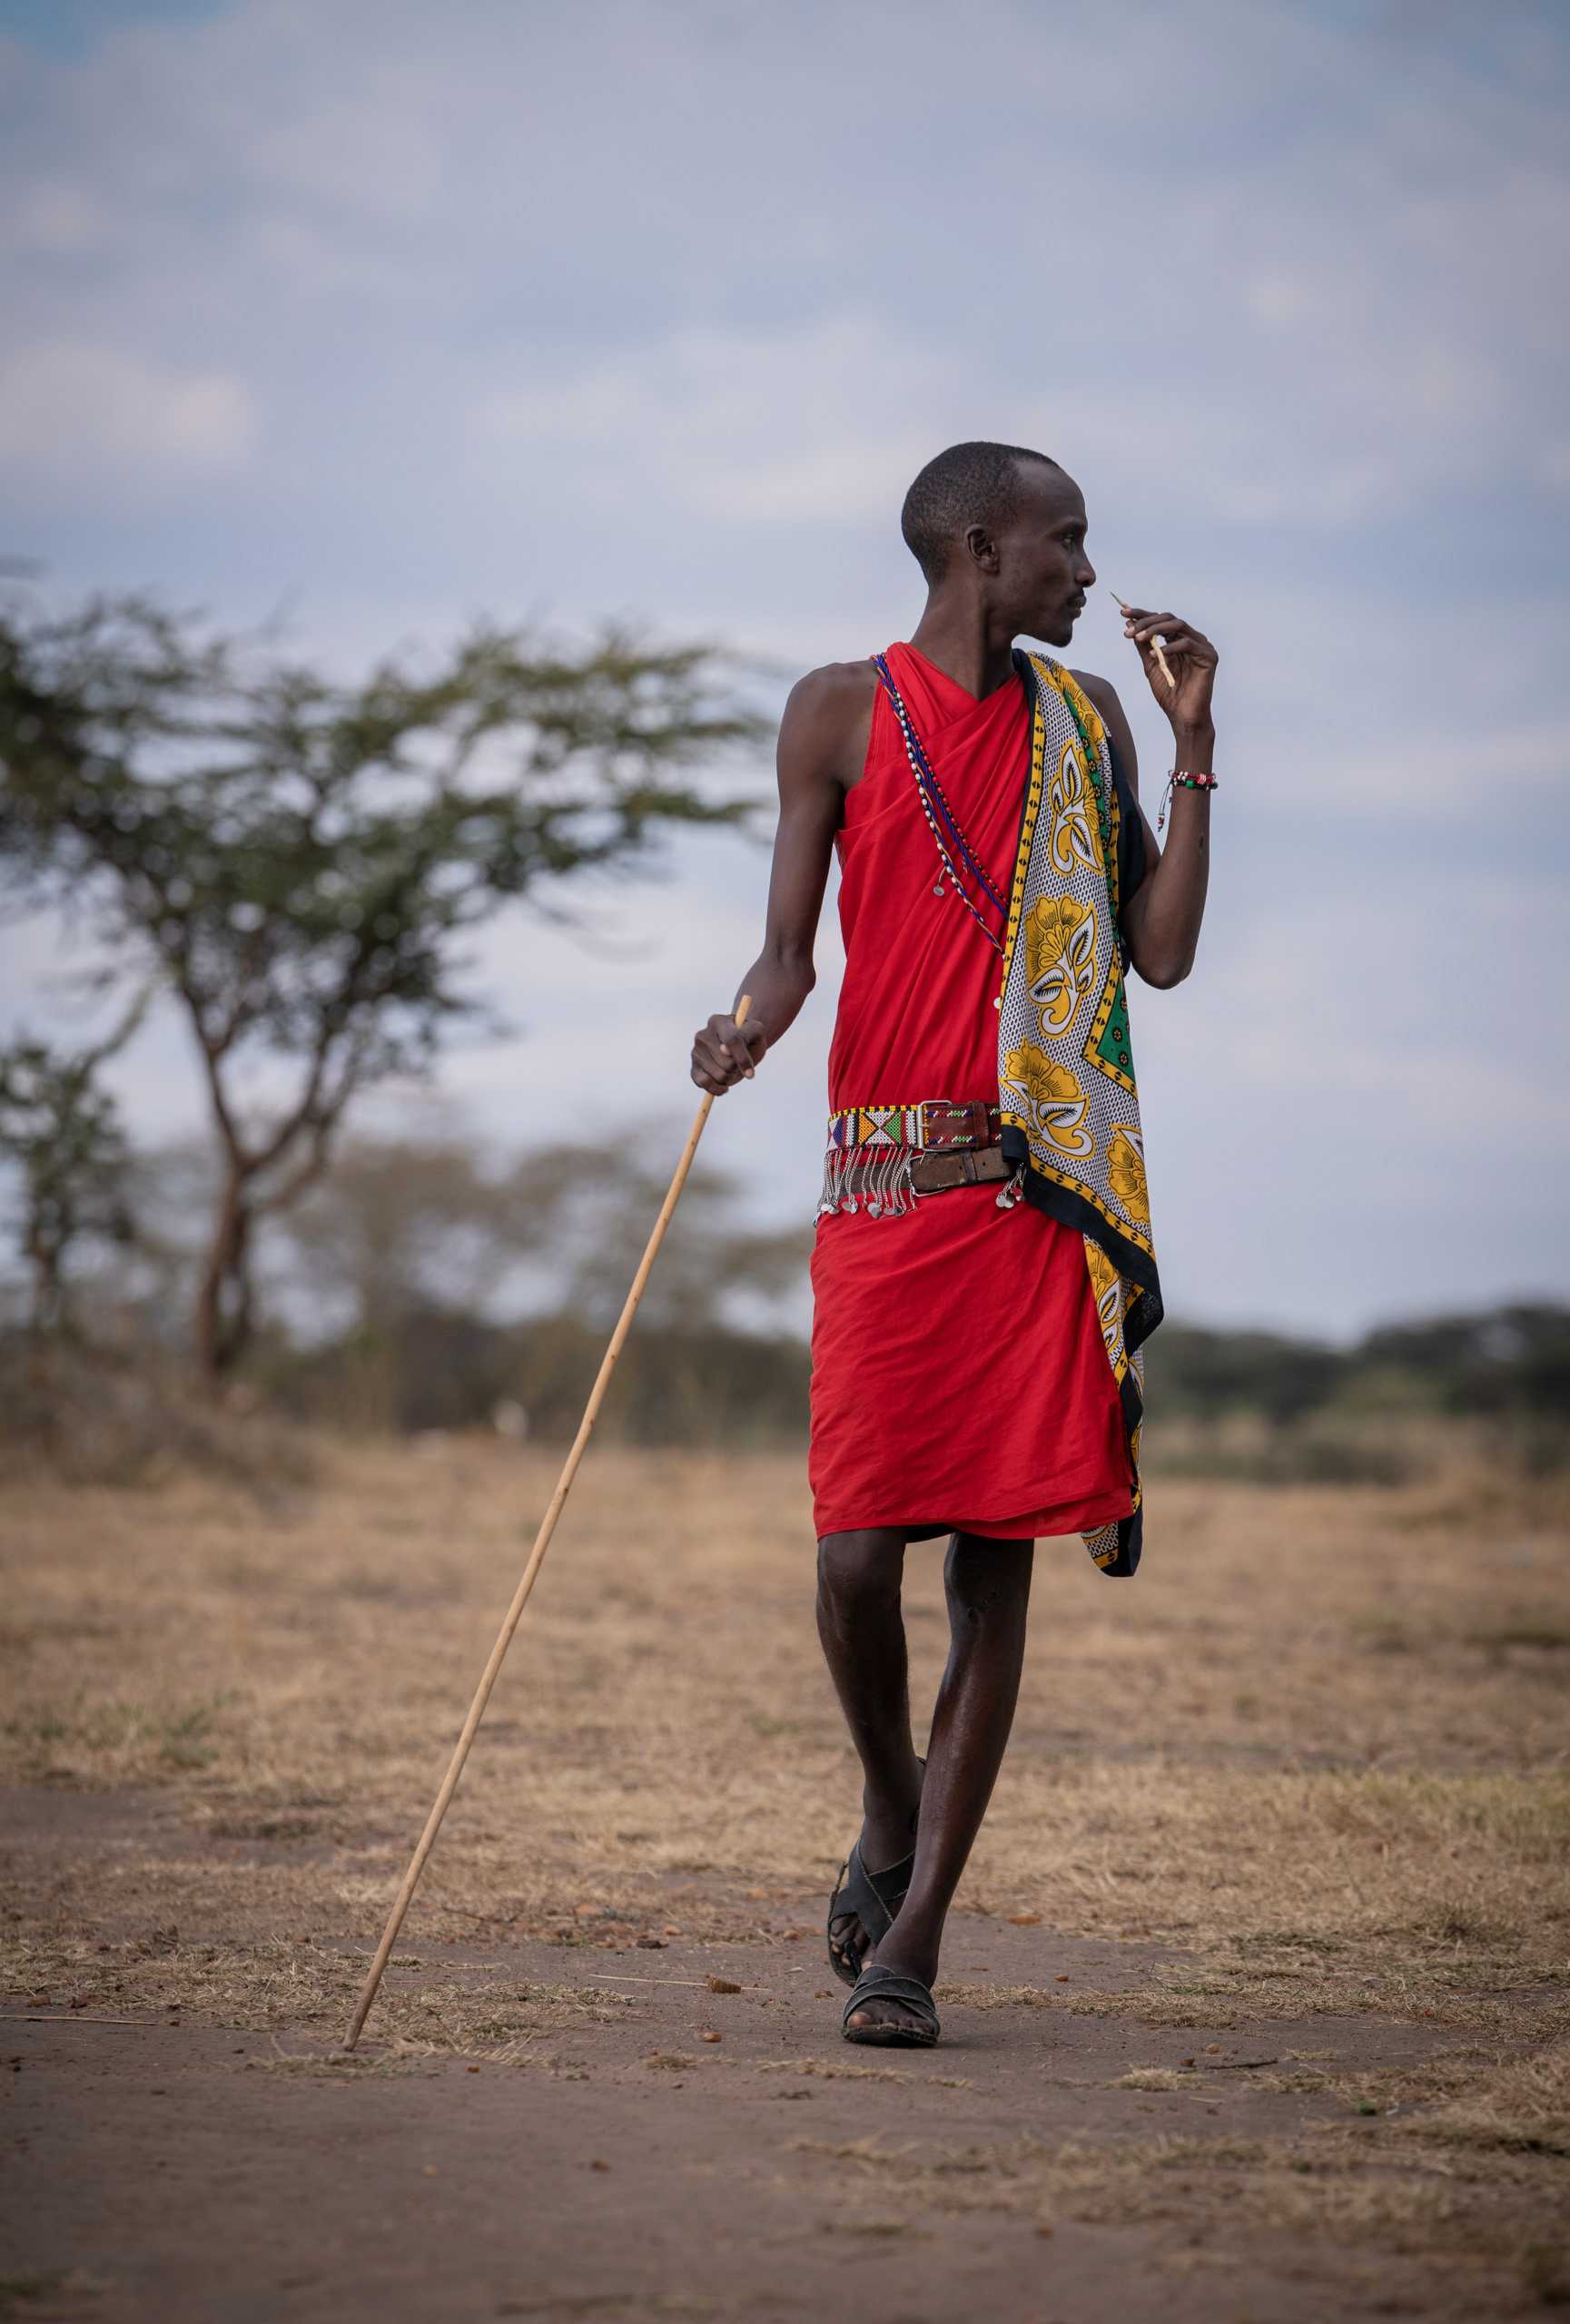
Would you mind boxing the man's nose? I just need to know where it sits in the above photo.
[1077,554,1097,588]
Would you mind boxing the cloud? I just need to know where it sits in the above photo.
[3,176,110,255]
[1317,721,1570,821]
[0,341,257,496]
[479,318,949,527]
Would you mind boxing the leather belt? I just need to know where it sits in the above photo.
[911,1099,1001,1152]
[836,1142,1013,1198]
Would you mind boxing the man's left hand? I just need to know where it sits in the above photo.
[1121,606,1219,735]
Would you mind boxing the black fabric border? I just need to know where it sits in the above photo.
[1106,730,1147,945]
[1105,1506,1143,1578]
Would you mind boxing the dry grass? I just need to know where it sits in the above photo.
[4,1440,1568,2021]
[786,2044,1570,2298]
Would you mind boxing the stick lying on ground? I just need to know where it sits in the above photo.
[1111,591,1175,692]
[0,2014,157,2027]
[343,997,755,2051]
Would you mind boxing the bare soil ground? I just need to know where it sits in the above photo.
[3,1441,1568,2322]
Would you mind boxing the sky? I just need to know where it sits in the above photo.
[1,0,1567,1339]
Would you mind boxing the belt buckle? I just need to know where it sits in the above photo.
[918,1098,986,1153]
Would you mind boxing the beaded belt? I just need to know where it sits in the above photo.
[827,1099,1001,1155]
[817,1099,1020,1220]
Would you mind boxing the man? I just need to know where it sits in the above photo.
[691,442,1217,2045]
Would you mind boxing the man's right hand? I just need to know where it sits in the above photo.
[691,1011,766,1095]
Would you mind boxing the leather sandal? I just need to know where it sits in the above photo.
[841,1965,941,2048]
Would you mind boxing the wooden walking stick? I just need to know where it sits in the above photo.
[343,997,755,2050]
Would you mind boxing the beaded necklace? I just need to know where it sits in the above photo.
[872,653,1007,958]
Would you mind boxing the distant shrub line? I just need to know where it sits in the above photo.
[2,1298,1565,1489]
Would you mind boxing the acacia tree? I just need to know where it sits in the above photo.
[275,1136,532,1343]
[270,1129,810,1436]
[276,1128,807,1341]
[0,597,764,1384]
[0,988,147,1348]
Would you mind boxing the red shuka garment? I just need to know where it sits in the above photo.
[808,642,1135,1541]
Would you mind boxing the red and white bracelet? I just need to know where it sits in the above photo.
[1158,770,1219,831]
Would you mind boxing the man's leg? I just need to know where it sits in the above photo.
[817,1528,925,1967]
[847,1529,1034,2034]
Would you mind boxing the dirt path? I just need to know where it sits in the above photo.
[4,1793,1550,2324]
[2,1929,1493,2324]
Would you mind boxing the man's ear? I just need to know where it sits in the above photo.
[963,523,1000,576]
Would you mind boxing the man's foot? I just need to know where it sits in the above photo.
[842,1929,941,2041]
[841,1960,940,2048]
[825,1759,923,1986]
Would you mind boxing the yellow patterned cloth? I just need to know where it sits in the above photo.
[996,651,1163,1576]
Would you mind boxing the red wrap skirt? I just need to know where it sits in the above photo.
[808,641,1134,1542]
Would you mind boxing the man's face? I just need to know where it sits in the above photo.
[992,466,1096,648]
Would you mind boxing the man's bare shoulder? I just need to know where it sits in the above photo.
[786,658,879,722]
[778,659,879,789]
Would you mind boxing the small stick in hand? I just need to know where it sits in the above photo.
[1111,591,1175,692]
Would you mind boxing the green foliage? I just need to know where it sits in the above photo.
[1145,1303,1570,1481]
[1148,1305,1570,1428]
[272,1306,811,1444]
[1358,1305,1570,1420]
[0,995,145,1334]
[1147,1324,1346,1425]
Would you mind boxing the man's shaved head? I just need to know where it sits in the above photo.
[900,441,1064,583]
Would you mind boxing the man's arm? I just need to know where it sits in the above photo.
[1074,604,1219,990]
[689,663,871,1095]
